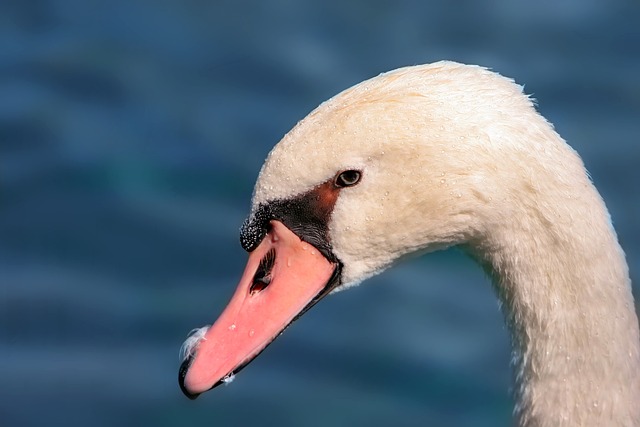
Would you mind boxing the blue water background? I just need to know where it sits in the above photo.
[1,1,639,426]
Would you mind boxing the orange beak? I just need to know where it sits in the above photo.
[179,220,338,398]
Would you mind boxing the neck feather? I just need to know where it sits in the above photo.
[469,178,640,426]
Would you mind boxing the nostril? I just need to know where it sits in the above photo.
[250,249,276,295]
[250,276,271,295]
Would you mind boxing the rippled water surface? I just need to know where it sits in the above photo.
[2,1,639,426]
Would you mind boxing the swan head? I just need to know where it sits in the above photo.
[247,61,565,287]
[179,61,573,398]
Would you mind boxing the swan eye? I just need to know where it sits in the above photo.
[335,170,361,188]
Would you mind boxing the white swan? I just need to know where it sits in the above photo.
[178,61,640,426]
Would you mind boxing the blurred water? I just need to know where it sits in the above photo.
[1,1,639,426]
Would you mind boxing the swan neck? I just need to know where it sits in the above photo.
[471,191,640,426]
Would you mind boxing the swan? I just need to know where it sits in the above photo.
[178,61,640,426]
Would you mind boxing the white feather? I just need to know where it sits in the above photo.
[179,325,210,361]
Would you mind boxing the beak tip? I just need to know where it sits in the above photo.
[178,356,201,400]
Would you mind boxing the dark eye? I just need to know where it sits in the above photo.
[335,170,362,188]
